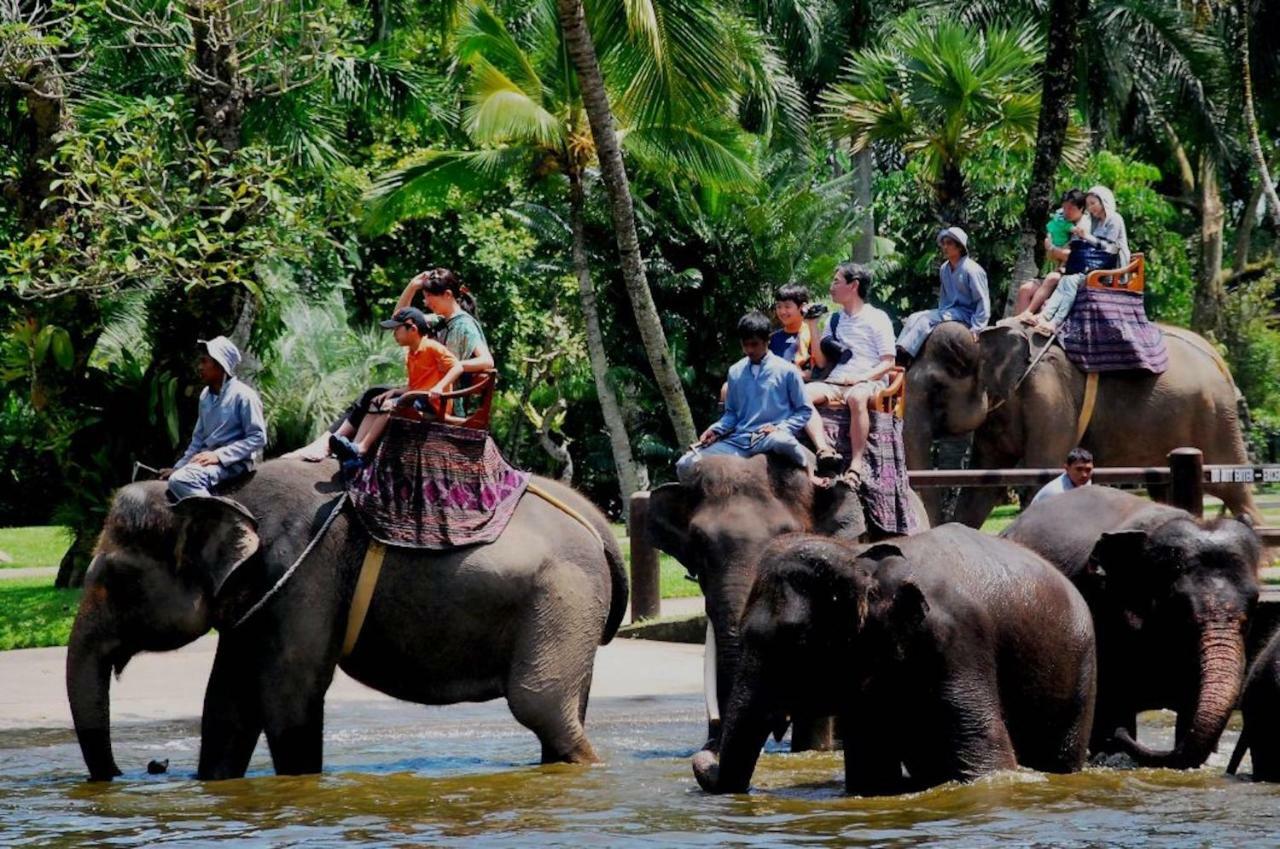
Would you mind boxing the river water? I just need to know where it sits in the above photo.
[0,695,1274,847]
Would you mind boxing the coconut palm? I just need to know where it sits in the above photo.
[819,11,1044,227]
[365,0,775,505]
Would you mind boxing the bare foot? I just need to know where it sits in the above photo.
[1017,311,1038,326]
[1034,322,1057,337]
[282,444,330,462]
[810,472,833,489]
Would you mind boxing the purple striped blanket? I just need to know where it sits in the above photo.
[348,418,529,550]
[817,405,920,536]
[1059,287,1168,374]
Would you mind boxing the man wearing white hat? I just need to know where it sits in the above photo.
[895,226,990,363]
[161,335,266,500]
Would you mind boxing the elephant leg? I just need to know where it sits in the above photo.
[506,564,600,765]
[262,689,326,776]
[842,708,906,796]
[1206,482,1263,524]
[790,715,837,752]
[198,641,264,780]
[255,639,337,776]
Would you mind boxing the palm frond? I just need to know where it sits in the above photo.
[362,147,535,234]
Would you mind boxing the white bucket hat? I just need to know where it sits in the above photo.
[937,226,969,253]
[198,336,241,377]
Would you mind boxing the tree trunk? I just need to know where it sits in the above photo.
[536,398,574,482]
[935,161,967,229]
[554,0,697,448]
[569,163,647,516]
[1010,0,1088,314]
[1192,153,1225,334]
[1235,176,1266,273]
[853,147,875,263]
[1240,1,1280,223]
[188,0,245,154]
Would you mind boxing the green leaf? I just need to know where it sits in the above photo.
[49,329,73,370]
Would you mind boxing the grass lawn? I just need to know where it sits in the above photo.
[0,578,82,651]
[0,526,71,569]
[611,525,702,599]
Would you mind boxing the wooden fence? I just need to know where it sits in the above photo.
[628,447,1280,623]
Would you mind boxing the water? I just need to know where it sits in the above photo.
[1,696,1275,847]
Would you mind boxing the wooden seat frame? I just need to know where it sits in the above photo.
[1086,251,1145,294]
[872,366,907,418]
[392,369,498,431]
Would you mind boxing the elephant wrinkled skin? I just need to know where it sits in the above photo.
[1002,485,1261,769]
[67,459,627,781]
[692,524,1096,795]
[904,321,1258,527]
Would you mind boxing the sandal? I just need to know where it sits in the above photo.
[835,466,863,491]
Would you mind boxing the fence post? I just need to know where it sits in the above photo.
[1168,447,1204,518]
[629,491,660,622]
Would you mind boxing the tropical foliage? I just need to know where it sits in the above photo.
[1,0,1277,581]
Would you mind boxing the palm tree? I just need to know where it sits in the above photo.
[819,12,1043,227]
[1011,0,1090,288]
[1239,0,1280,223]
[365,0,763,505]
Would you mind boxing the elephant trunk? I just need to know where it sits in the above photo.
[692,656,772,793]
[1114,621,1245,769]
[66,608,123,781]
[903,386,943,527]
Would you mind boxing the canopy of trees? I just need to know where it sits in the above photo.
[2,0,1277,582]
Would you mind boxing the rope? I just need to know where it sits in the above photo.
[231,492,348,630]
[525,481,604,549]
[986,329,1058,415]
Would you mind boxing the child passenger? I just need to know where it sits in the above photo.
[328,307,463,468]
[1015,189,1091,321]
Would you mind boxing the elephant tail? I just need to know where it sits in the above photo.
[1227,727,1249,775]
[601,531,629,645]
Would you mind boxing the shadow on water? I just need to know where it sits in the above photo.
[2,695,1278,847]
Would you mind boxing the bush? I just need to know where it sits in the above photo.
[258,293,404,453]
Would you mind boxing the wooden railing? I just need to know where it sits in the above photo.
[627,447,1280,623]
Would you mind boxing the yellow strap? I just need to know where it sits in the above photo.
[341,483,597,658]
[1075,371,1099,444]
[525,481,604,549]
[342,541,386,659]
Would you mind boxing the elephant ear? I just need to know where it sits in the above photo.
[1086,529,1150,613]
[647,483,699,569]
[172,496,261,598]
[812,482,867,541]
[886,580,930,650]
[977,324,1032,403]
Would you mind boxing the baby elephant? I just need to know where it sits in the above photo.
[692,524,1097,796]
[1229,629,1280,780]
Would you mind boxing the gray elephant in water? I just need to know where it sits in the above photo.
[904,321,1258,527]
[1002,486,1261,769]
[647,454,928,753]
[68,459,626,781]
[1228,628,1280,780]
[692,525,1096,795]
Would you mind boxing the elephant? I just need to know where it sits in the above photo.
[1228,628,1280,780]
[691,524,1096,795]
[903,320,1258,528]
[647,453,928,752]
[1001,485,1262,769]
[67,458,627,781]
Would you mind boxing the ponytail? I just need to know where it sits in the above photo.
[422,268,478,318]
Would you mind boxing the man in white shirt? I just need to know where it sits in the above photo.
[803,262,896,481]
[1032,447,1095,504]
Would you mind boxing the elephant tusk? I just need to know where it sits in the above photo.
[704,622,720,723]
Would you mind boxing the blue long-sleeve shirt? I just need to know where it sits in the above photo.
[937,256,991,331]
[711,353,813,446]
[175,376,267,469]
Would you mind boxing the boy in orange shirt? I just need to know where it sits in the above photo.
[330,307,463,467]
